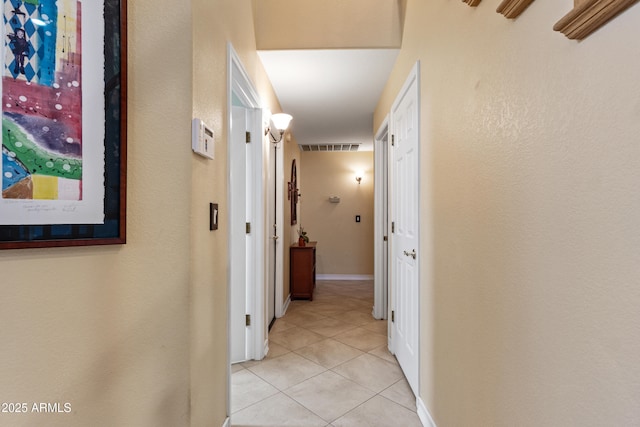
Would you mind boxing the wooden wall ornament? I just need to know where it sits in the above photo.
[497,0,536,18]
[554,0,639,39]
[463,0,482,7]
[290,159,298,225]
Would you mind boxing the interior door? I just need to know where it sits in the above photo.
[391,65,420,395]
[230,105,248,363]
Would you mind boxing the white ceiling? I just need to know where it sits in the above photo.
[258,49,399,151]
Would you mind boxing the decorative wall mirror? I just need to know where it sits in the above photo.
[291,159,298,225]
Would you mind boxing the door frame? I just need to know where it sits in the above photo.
[227,43,269,415]
[272,133,285,319]
[374,115,390,321]
[264,111,285,324]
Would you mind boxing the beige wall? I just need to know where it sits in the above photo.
[191,1,285,426]
[0,1,193,426]
[3,1,638,426]
[253,0,404,49]
[0,1,285,426]
[300,152,374,276]
[375,1,640,426]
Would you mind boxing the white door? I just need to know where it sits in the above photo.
[391,63,420,395]
[230,105,249,363]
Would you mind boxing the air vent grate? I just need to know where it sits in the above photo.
[300,144,360,152]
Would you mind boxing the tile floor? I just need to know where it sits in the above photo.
[231,280,422,427]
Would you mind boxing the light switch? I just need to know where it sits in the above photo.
[355,215,361,223]
[210,203,219,230]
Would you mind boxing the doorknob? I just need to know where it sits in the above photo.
[403,249,416,260]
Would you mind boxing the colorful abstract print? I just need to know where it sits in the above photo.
[2,0,82,201]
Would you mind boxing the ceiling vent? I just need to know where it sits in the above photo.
[300,144,360,152]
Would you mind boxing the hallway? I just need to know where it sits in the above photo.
[231,280,422,426]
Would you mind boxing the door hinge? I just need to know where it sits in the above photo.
[246,222,251,234]
[391,310,395,323]
[246,314,251,326]
[391,222,395,233]
[391,135,395,146]
[383,235,388,241]
[246,131,251,143]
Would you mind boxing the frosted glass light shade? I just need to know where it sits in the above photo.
[271,113,292,131]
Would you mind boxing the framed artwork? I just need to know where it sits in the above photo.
[0,0,127,249]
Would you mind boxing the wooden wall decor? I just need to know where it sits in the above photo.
[554,0,639,39]
[463,0,482,7]
[497,0,536,18]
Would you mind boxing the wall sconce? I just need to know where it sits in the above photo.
[355,172,363,185]
[265,113,292,143]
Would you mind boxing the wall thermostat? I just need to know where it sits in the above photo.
[192,118,214,159]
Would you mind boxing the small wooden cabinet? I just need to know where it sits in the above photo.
[290,242,316,300]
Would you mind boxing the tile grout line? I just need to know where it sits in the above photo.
[231,280,420,426]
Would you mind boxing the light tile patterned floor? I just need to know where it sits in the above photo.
[231,280,422,427]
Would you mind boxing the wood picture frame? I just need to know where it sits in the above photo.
[0,0,127,249]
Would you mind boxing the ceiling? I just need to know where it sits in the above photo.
[258,49,399,151]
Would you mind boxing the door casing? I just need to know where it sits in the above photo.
[374,116,390,321]
[227,42,271,415]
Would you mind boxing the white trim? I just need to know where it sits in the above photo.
[227,42,267,416]
[416,397,437,427]
[263,339,269,357]
[264,110,278,335]
[274,137,285,318]
[316,274,374,281]
[222,417,231,427]
[249,106,267,362]
[228,44,266,362]
[281,294,291,316]
[373,116,390,320]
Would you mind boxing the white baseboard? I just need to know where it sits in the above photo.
[222,417,230,427]
[281,294,291,315]
[263,339,269,359]
[416,397,437,427]
[316,274,374,281]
